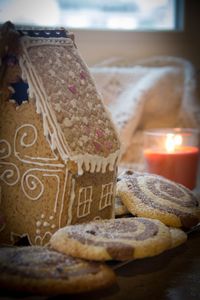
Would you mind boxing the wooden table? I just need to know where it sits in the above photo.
[1,228,200,300]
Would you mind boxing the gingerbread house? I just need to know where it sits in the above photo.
[0,23,121,246]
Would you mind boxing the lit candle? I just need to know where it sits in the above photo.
[143,128,200,190]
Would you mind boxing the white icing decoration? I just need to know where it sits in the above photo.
[67,176,75,225]
[34,167,68,243]
[99,182,113,210]
[20,128,36,148]
[54,103,62,113]
[21,171,44,201]
[14,124,65,167]
[43,173,60,213]
[111,167,117,219]
[19,54,71,162]
[77,186,93,218]
[0,140,11,159]
[63,118,73,128]
[21,167,63,202]
[71,149,120,175]
[43,114,49,136]
[0,139,20,199]
[43,222,50,227]
[0,162,20,186]
[58,168,68,227]
[36,98,42,113]
[36,221,41,227]
[35,231,52,246]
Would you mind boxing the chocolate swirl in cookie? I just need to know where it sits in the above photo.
[50,217,172,261]
[0,246,116,294]
[119,171,200,228]
[0,246,100,279]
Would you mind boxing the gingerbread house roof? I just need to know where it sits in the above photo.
[17,30,121,174]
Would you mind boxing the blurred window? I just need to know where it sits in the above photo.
[0,0,183,31]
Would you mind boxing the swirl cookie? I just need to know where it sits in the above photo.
[50,217,172,261]
[117,171,200,228]
[0,246,116,295]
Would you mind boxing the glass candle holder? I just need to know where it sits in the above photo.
[143,128,200,190]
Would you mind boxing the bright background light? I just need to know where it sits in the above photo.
[0,0,60,26]
[0,0,175,30]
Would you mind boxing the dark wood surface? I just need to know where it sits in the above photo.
[1,228,200,300]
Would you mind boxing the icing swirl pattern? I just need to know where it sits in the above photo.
[0,122,68,244]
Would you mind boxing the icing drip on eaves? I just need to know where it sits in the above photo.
[72,149,121,175]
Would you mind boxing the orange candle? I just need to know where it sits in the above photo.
[143,129,200,190]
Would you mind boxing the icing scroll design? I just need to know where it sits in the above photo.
[21,169,44,200]
[0,139,11,159]
[14,124,64,167]
[0,139,20,186]
[0,162,20,186]
[21,168,62,201]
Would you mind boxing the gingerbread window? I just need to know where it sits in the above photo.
[77,186,93,218]
[99,183,114,210]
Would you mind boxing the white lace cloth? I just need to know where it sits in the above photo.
[91,56,200,164]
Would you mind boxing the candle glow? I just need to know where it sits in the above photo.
[165,133,183,152]
[144,129,199,190]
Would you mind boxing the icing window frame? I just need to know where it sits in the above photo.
[99,182,114,210]
[77,186,93,218]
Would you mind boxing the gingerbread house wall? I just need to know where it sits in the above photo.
[66,167,117,225]
[0,29,121,246]
[0,100,69,245]
[0,99,118,246]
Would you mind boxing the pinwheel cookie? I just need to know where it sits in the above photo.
[117,171,200,228]
[0,246,116,295]
[50,217,174,261]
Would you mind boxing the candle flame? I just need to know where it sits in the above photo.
[165,134,182,152]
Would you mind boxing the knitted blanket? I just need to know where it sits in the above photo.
[91,56,200,164]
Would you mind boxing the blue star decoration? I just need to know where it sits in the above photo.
[9,79,29,105]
